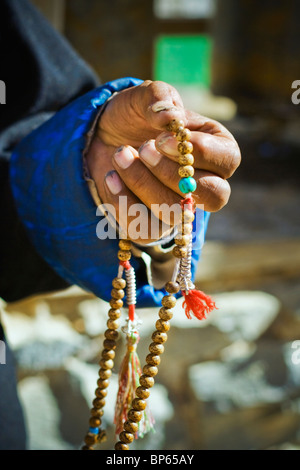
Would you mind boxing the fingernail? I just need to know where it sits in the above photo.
[151,100,176,113]
[139,141,162,167]
[157,132,178,156]
[105,170,123,195]
[114,146,135,169]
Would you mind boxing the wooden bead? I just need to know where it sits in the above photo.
[97,378,110,390]
[176,125,185,135]
[112,277,126,289]
[106,318,119,330]
[161,295,176,308]
[179,223,193,235]
[152,331,168,344]
[119,239,132,251]
[127,409,143,422]
[119,431,134,444]
[111,288,125,300]
[82,445,94,450]
[178,165,194,178]
[149,342,165,354]
[124,420,139,434]
[99,358,114,370]
[118,250,131,261]
[93,397,106,408]
[109,298,123,309]
[174,234,191,246]
[89,417,101,428]
[91,407,104,418]
[176,128,192,142]
[132,398,147,411]
[101,349,115,360]
[167,119,184,133]
[146,353,161,366]
[155,319,170,332]
[95,388,107,398]
[143,364,158,377]
[108,308,121,320]
[159,307,173,321]
[139,374,155,388]
[96,380,109,390]
[104,329,119,341]
[95,379,109,391]
[115,441,129,450]
[165,281,180,294]
[136,386,150,399]
[98,370,111,384]
[84,434,97,446]
[103,338,117,350]
[98,368,111,380]
[178,154,194,166]
[178,141,193,155]
[182,210,194,223]
[172,245,188,258]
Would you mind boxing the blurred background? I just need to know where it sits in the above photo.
[1,0,300,450]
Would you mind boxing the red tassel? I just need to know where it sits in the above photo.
[182,289,216,320]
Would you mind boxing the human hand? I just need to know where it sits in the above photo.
[86,80,241,244]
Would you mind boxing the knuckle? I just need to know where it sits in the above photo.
[223,144,241,179]
[210,178,231,211]
[193,133,241,180]
[142,79,154,90]
[195,176,231,212]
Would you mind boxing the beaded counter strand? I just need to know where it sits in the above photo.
[81,240,130,450]
[82,119,216,450]
[114,118,216,450]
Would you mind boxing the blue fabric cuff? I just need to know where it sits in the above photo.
[10,77,210,307]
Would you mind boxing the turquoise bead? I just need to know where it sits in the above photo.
[89,426,99,434]
[179,177,197,194]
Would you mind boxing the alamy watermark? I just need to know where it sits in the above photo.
[291,80,300,105]
[95,197,205,249]
[291,340,300,365]
[0,80,5,104]
[0,340,6,364]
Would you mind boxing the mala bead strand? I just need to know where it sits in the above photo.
[82,241,129,450]
[168,118,216,321]
[114,238,155,445]
[114,282,179,450]
[82,308,120,449]
[167,119,195,262]
[114,119,195,450]
[83,119,216,452]
[172,121,197,195]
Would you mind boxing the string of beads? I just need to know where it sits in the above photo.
[82,118,198,450]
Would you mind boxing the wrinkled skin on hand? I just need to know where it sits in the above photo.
[86,80,241,244]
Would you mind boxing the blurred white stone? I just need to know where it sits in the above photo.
[77,298,110,336]
[18,375,73,450]
[1,301,84,349]
[206,291,281,342]
[189,360,285,412]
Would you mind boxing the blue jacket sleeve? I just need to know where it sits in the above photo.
[10,77,210,308]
